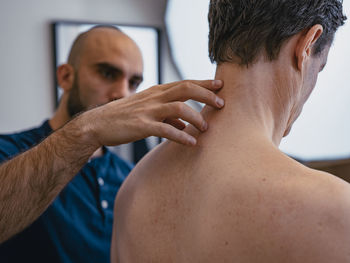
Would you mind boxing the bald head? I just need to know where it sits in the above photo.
[61,25,143,118]
[67,26,139,70]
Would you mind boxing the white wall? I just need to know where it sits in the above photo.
[0,0,179,133]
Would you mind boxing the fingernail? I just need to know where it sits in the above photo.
[216,97,225,107]
[188,137,197,146]
[212,80,223,87]
[202,121,208,131]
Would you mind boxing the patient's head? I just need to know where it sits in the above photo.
[208,0,346,66]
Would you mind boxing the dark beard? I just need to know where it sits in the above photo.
[67,76,86,118]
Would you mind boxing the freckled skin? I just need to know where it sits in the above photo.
[112,30,350,263]
[113,115,350,263]
[114,126,350,262]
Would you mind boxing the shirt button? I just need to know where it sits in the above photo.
[98,177,104,186]
[101,200,108,209]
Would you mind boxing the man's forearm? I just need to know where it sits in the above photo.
[0,79,226,243]
[0,117,99,243]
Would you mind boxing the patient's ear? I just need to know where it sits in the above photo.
[56,64,75,92]
[295,24,323,71]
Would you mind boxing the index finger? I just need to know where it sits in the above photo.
[189,79,224,91]
[161,82,225,109]
[160,79,224,92]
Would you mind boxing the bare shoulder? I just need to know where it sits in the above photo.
[287,168,350,262]
[302,167,350,226]
[211,162,350,262]
[266,167,350,262]
[301,166,350,214]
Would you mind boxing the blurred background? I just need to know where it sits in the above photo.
[0,0,349,162]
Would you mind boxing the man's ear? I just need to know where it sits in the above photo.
[295,24,323,71]
[56,64,75,92]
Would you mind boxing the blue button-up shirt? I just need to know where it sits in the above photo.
[0,120,133,263]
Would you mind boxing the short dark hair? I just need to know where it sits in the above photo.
[208,0,347,66]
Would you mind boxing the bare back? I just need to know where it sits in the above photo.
[112,120,350,263]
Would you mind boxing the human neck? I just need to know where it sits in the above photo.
[49,94,71,131]
[202,61,297,146]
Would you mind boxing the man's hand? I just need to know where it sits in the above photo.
[80,79,224,147]
[0,79,223,243]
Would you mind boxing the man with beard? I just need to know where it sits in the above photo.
[0,26,225,262]
[112,1,350,262]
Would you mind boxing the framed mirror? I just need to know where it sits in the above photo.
[52,21,161,163]
[52,21,161,105]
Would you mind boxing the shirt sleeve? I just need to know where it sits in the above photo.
[0,135,21,164]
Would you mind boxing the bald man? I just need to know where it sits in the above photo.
[0,26,224,262]
[112,1,349,262]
